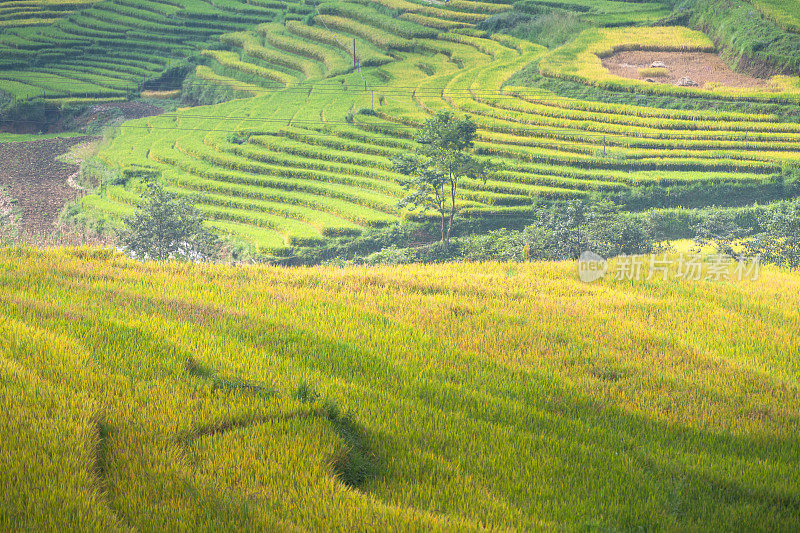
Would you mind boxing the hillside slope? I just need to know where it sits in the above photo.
[81,0,800,254]
[0,0,304,102]
[1,247,799,530]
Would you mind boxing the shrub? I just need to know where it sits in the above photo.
[123,183,221,262]
[692,210,746,254]
[743,198,800,269]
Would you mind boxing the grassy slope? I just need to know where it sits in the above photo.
[751,0,800,33]
[1,247,799,530]
[88,8,800,253]
[0,0,300,100]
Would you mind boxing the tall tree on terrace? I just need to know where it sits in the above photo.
[123,183,220,262]
[393,111,490,245]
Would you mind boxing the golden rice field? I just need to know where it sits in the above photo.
[1,247,799,530]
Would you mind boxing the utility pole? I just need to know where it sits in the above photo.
[603,135,606,156]
[371,90,374,111]
[352,38,356,70]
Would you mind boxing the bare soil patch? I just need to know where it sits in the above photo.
[0,136,97,240]
[0,100,166,135]
[601,51,768,88]
[88,100,165,121]
[73,101,165,131]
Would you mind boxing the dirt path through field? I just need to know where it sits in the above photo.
[0,136,97,240]
[602,51,768,88]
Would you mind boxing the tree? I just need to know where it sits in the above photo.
[692,210,745,255]
[522,200,654,260]
[743,199,800,269]
[393,111,490,245]
[123,183,219,262]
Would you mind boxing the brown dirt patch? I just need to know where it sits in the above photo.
[72,101,165,131]
[0,136,97,240]
[601,51,768,88]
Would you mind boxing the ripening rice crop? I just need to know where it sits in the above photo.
[444,0,512,14]
[1,247,800,530]
[201,50,297,87]
[316,2,438,38]
[258,23,353,76]
[399,11,471,30]
[220,31,324,79]
[0,0,303,99]
[313,14,413,51]
[538,26,800,103]
[194,65,264,95]
[284,20,393,67]
[638,67,669,77]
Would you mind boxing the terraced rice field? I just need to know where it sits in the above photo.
[0,0,309,100]
[0,0,101,28]
[3,3,800,530]
[74,1,800,254]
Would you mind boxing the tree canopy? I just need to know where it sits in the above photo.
[123,183,219,262]
[393,111,491,245]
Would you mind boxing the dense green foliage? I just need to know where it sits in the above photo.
[742,199,800,268]
[685,0,800,75]
[394,111,488,244]
[749,0,800,34]
[122,183,220,261]
[363,199,656,263]
[477,9,590,48]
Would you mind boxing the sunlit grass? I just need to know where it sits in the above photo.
[1,247,798,530]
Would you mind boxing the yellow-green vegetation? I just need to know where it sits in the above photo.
[0,0,100,28]
[538,25,800,101]
[751,0,800,33]
[85,4,800,254]
[638,67,669,77]
[0,0,301,99]
[1,246,799,530]
[514,0,672,27]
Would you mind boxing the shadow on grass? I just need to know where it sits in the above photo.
[182,359,377,491]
